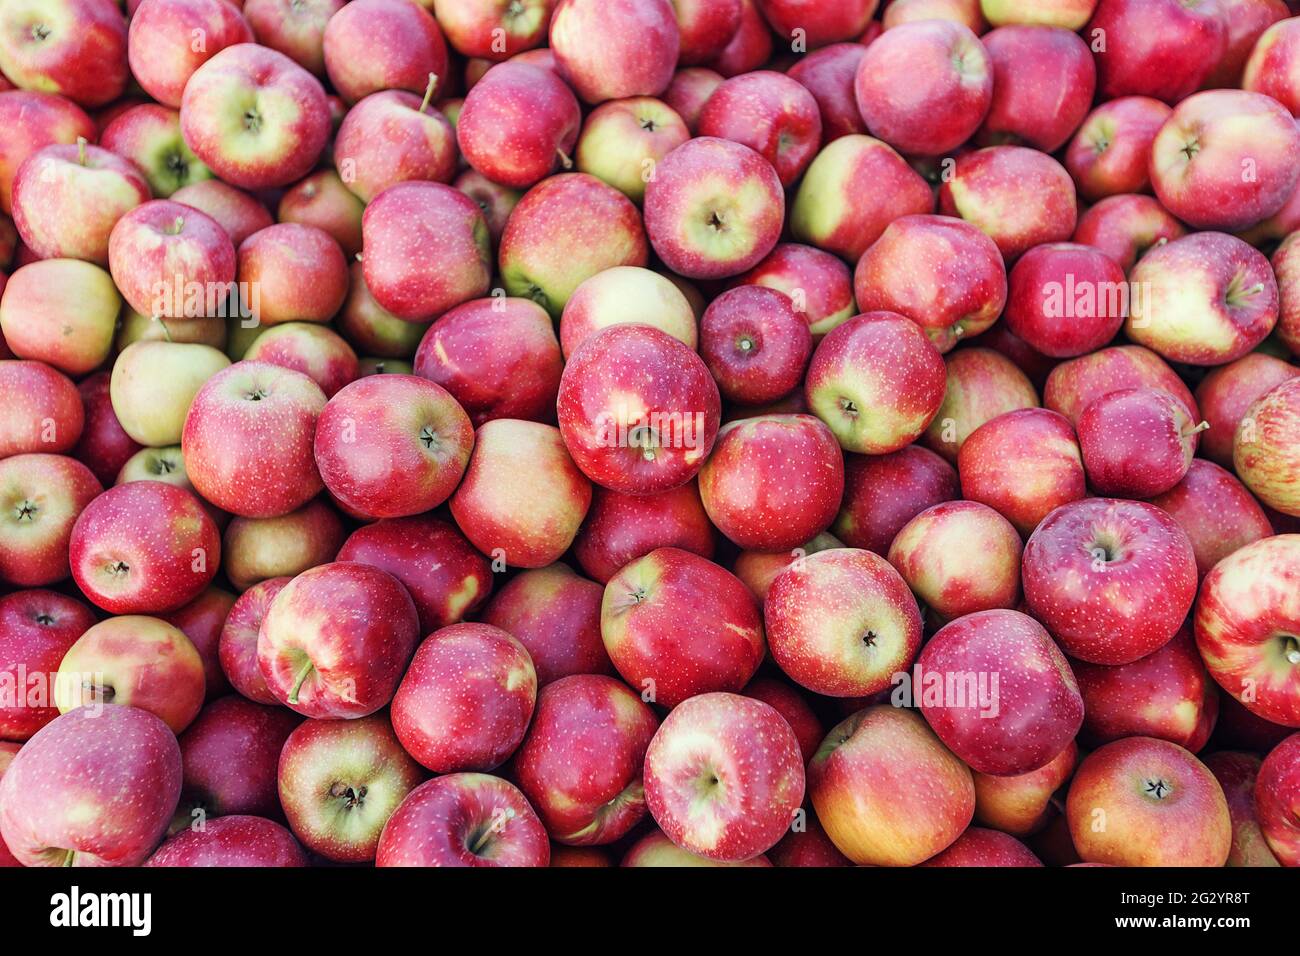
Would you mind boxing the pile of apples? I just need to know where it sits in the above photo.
[1,0,1300,870]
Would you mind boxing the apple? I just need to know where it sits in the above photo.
[1078,387,1205,498]
[805,312,947,455]
[0,453,100,587]
[336,262,427,360]
[170,179,272,246]
[980,0,1096,28]
[1071,193,1186,272]
[854,215,1007,353]
[1087,0,1226,103]
[1023,497,1198,665]
[787,42,867,141]
[1065,97,1171,201]
[1235,378,1300,517]
[219,577,288,704]
[1003,243,1127,359]
[572,482,715,585]
[922,828,1043,866]
[0,0,128,108]
[458,62,579,189]
[810,706,974,866]
[1195,534,1300,727]
[128,0,253,108]
[644,692,804,862]
[146,815,306,867]
[182,360,327,519]
[391,623,535,774]
[601,547,764,707]
[978,25,1094,152]
[0,91,96,216]
[1066,736,1231,866]
[244,0,343,76]
[278,169,364,258]
[551,847,613,866]
[0,742,21,866]
[549,0,679,104]
[376,772,549,867]
[1043,343,1197,427]
[1150,459,1274,578]
[557,324,721,494]
[672,0,741,65]
[972,741,1078,835]
[431,0,554,61]
[938,145,1077,260]
[885,0,986,31]
[559,266,697,359]
[1272,229,1300,355]
[570,97,687,204]
[1244,16,1300,116]
[732,531,842,603]
[278,713,424,862]
[921,347,1038,464]
[757,0,876,47]
[0,359,84,458]
[622,828,771,866]
[834,445,958,553]
[333,92,456,205]
[243,322,358,398]
[72,373,139,487]
[699,286,811,404]
[238,223,348,326]
[452,168,521,244]
[0,705,180,867]
[0,589,94,740]
[1256,733,1300,865]
[854,20,991,157]
[322,0,448,103]
[1196,353,1300,467]
[708,0,771,77]
[116,311,227,355]
[222,499,343,591]
[111,341,231,448]
[99,104,212,199]
[499,172,648,318]
[1204,750,1282,867]
[115,445,198,495]
[665,67,724,132]
[698,71,821,187]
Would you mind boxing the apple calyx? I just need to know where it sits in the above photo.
[329,781,368,810]
[243,107,263,135]
[1142,777,1172,801]
[34,613,55,626]
[106,559,131,578]
[30,23,52,42]
[417,424,442,451]
[13,500,37,522]
[862,629,878,648]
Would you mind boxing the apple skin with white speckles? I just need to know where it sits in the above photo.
[218,576,289,704]
[0,589,96,741]
[921,348,1039,465]
[1195,353,1299,468]
[321,0,447,105]
[698,71,821,187]
[1235,378,1300,518]
[972,740,1078,836]
[834,445,958,554]
[699,286,812,406]
[146,814,307,866]
[921,827,1043,866]
[549,0,679,105]
[1204,749,1282,867]
[1149,459,1274,578]
[0,452,102,588]
[0,704,182,867]
[1256,733,1300,866]
[643,692,804,862]
[1078,386,1202,498]
[572,480,716,585]
[512,674,658,845]
[333,90,457,204]
[1044,343,1197,428]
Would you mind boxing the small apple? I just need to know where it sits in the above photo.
[277,169,364,258]
[1003,242,1127,358]
[549,0,679,104]
[0,0,128,109]
[834,445,958,554]
[237,222,348,326]
[787,42,867,141]
[242,322,358,398]
[0,453,100,588]
[0,589,95,740]
[1065,96,1171,201]
[1071,193,1186,271]
[559,266,697,359]
[1149,459,1274,578]
[972,741,1078,835]
[1077,387,1205,498]
[574,96,689,203]
[222,498,343,591]
[322,0,448,104]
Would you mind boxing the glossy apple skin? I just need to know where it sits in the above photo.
[768,816,853,867]
[177,696,300,822]
[972,741,1078,836]
[922,827,1043,866]
[162,587,236,699]
[765,547,921,698]
[698,71,821,187]
[222,499,343,591]
[258,562,419,719]
[72,372,141,487]
[0,705,181,867]
[0,742,22,866]
[957,408,1085,536]
[1072,194,1186,273]
[0,452,101,587]
[979,25,1094,152]
[1204,750,1282,867]
[218,576,288,704]
[834,446,958,555]
[759,0,876,47]
[1272,230,1300,355]
[1256,733,1300,865]
[1044,344,1196,428]
[1195,535,1300,728]
[742,676,825,764]
[243,0,343,77]
[128,0,254,108]
[237,223,348,326]
[699,415,844,552]
[1066,736,1231,866]
[1078,387,1200,498]
[278,169,365,258]
[183,361,327,520]
[0,0,129,109]
[1065,97,1171,201]
[0,91,97,215]
[645,692,804,862]
[0,590,95,741]
[334,91,457,203]
[69,481,220,615]
[549,0,679,104]
[1244,15,1300,115]
[1024,498,1198,665]
[99,103,213,199]
[733,243,856,339]
[922,347,1038,464]
[572,483,714,586]
[242,322,358,398]
[810,706,975,866]
[512,674,658,844]
[560,267,697,359]
[377,772,550,867]
[170,179,272,246]
[146,815,307,867]
[431,0,554,61]
[787,42,867,141]
[322,0,448,103]
[855,215,1007,353]
[278,713,424,863]
[698,287,811,405]
[1235,378,1300,517]
[458,62,579,189]
[1087,0,1226,103]
[574,96,690,204]
[666,67,725,132]
[601,548,764,708]
[1150,460,1273,579]
[1004,243,1126,358]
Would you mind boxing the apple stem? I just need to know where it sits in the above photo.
[286,659,315,705]
[1182,420,1210,437]
[419,73,439,113]
[556,148,573,170]
[60,849,75,867]
[76,136,87,167]
[157,317,174,343]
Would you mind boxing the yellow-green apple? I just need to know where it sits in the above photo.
[162,586,237,698]
[972,741,1077,835]
[458,62,579,189]
[111,341,232,447]
[70,480,220,615]
[834,445,958,553]
[1204,750,1282,867]
[1198,354,1299,467]
[979,25,1094,151]
[1071,193,1185,271]
[1150,460,1274,578]
[0,705,180,867]
[116,445,198,495]
[699,286,811,404]
[1066,736,1231,866]
[11,142,149,265]
[622,827,770,866]
[391,623,535,773]
[0,0,128,108]
[146,815,307,867]
[180,43,330,188]
[939,145,1077,259]
[805,311,947,454]
[278,713,424,862]
[1195,534,1300,726]
[1235,378,1300,516]
[601,547,763,706]
[1024,497,1198,664]
[921,347,1038,463]
[557,324,721,494]
[787,42,867,141]
[258,561,419,718]
[338,515,491,634]
[0,261,117,375]
[733,531,842,603]
[810,706,974,865]
[244,0,342,76]
[957,408,1085,535]
[513,673,657,844]
[699,415,843,550]
[644,692,804,861]
[980,0,1096,28]
[791,135,932,263]
[888,501,1021,619]
[921,827,1043,866]
[665,66,724,132]
[237,223,348,326]
[128,0,253,107]
[1244,16,1300,115]
[1074,625,1217,751]
[1044,343,1196,427]
[499,172,648,317]
[854,20,991,156]
[0,589,94,740]
[1064,97,1171,201]
[480,563,612,683]
[575,97,688,203]
[99,104,212,198]
[182,361,327,519]
[765,547,921,696]
[334,90,457,203]
[1256,732,1300,864]
[361,181,492,321]
[452,168,521,243]
[1004,243,1127,358]
[1272,229,1300,354]
[885,0,986,31]
[322,0,448,103]
[698,71,821,187]
[376,773,549,866]
[219,576,289,703]
[1088,0,1226,103]
[222,499,343,590]
[855,215,1007,353]
[758,0,876,47]
[572,482,715,584]
[709,0,771,76]
[559,266,697,358]
[116,311,227,353]
[243,322,357,397]
[0,453,99,587]
[170,178,272,245]
[278,169,364,257]
[336,261,426,359]
[449,418,592,567]
[431,0,553,61]
[671,0,740,65]
[644,137,782,280]
[0,90,96,214]
[0,359,83,457]
[549,0,678,104]
[1078,387,1205,498]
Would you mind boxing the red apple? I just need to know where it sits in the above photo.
[734,244,856,339]
[1235,378,1300,517]
[922,827,1043,866]
[1078,386,1204,498]
[333,91,456,203]
[708,0,772,77]
[146,815,306,867]
[1204,750,1282,867]
[1087,0,1227,104]
[0,91,96,216]
[0,589,94,740]
[787,42,867,141]
[72,371,141,487]
[972,741,1078,835]
[572,482,715,584]
[1195,353,1299,467]
[1272,228,1300,355]
[0,0,128,108]
[834,445,958,553]
[458,61,579,189]
[0,360,83,459]
[1071,193,1186,271]
[921,347,1038,463]
[177,695,299,822]
[322,0,448,103]
[573,96,690,204]
[219,576,289,704]
[1043,343,1197,427]
[672,0,741,65]
[1065,96,1171,201]
[162,587,237,699]
[277,169,364,257]
[549,0,679,104]
[243,322,358,398]
[1150,459,1274,578]
[431,0,554,61]
[171,179,273,246]
[732,531,842,603]
[978,25,1094,152]
[1004,242,1127,358]
[128,0,253,108]
[1256,732,1300,865]
[665,66,724,132]
[698,70,821,187]
[237,223,348,326]
[0,452,100,587]
[758,0,877,48]
[700,287,811,405]
[1244,15,1300,116]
